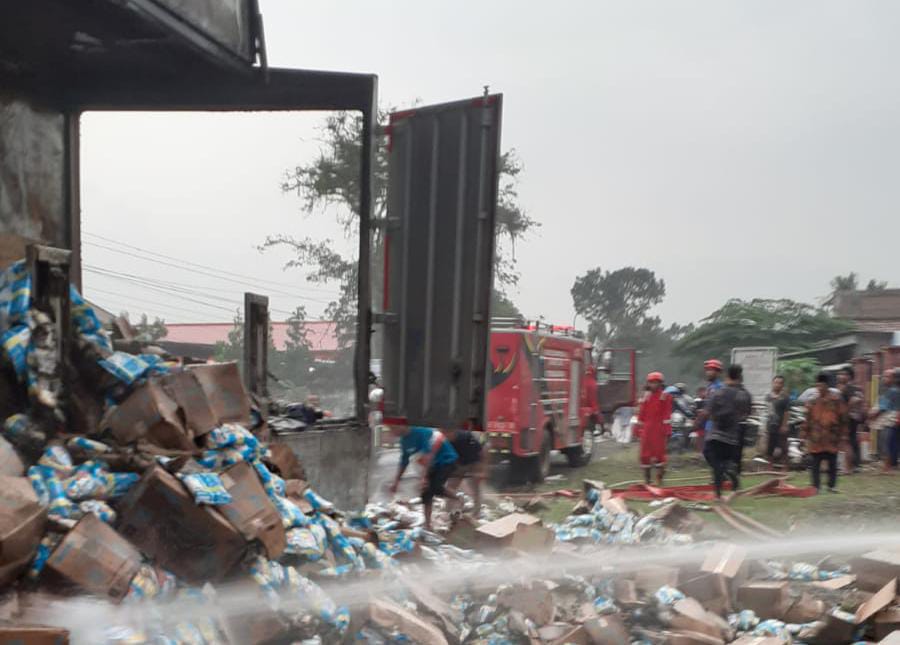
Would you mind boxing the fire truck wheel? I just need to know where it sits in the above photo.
[563,426,594,467]
[533,428,553,482]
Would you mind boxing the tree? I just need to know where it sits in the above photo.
[823,272,858,308]
[214,312,244,363]
[866,279,888,292]
[262,109,538,339]
[570,267,666,345]
[777,358,821,395]
[674,298,854,361]
[490,290,523,320]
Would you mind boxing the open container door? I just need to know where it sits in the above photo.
[380,94,502,431]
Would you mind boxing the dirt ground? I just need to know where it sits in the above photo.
[494,437,900,534]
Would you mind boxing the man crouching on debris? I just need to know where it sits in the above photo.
[445,428,487,513]
[634,372,672,485]
[388,425,459,531]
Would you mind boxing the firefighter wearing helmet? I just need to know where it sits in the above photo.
[696,358,724,450]
[634,371,673,485]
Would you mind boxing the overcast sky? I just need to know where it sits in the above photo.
[81,0,900,328]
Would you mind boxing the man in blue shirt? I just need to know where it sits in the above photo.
[697,359,724,449]
[874,369,900,472]
[388,426,459,530]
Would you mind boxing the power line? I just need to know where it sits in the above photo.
[85,267,241,315]
[86,266,329,321]
[85,285,236,321]
[84,240,336,304]
[82,232,341,296]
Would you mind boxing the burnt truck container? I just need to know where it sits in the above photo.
[1,0,378,508]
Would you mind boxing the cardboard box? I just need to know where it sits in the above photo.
[670,598,730,641]
[613,579,639,606]
[117,466,246,584]
[636,566,680,593]
[0,436,24,476]
[648,503,705,534]
[368,599,448,645]
[498,582,556,625]
[548,624,589,645]
[701,543,747,579]
[855,579,897,624]
[679,573,733,615]
[104,381,193,451]
[664,631,725,645]
[851,551,900,592]
[187,363,251,426]
[46,513,141,600]
[476,513,542,547]
[822,611,856,643]
[783,593,826,624]
[736,581,790,620]
[0,476,47,585]
[0,626,69,645]
[583,615,630,645]
[218,461,286,559]
[813,574,856,590]
[264,444,305,480]
[880,630,900,644]
[160,371,217,438]
[874,607,900,640]
[510,523,555,554]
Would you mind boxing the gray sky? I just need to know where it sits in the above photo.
[82,0,900,327]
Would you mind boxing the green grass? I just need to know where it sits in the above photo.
[504,440,900,534]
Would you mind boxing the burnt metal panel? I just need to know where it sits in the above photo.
[0,96,68,270]
[0,0,260,95]
[243,292,269,399]
[149,0,256,63]
[380,95,502,430]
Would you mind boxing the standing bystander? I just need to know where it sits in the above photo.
[705,364,752,499]
[765,375,791,469]
[836,366,864,473]
[803,373,848,492]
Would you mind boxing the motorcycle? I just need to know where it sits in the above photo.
[667,386,697,453]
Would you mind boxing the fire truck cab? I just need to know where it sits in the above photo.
[485,320,601,482]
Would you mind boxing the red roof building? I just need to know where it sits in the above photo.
[164,321,343,361]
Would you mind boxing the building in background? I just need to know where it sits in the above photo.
[781,289,900,369]
[163,322,342,363]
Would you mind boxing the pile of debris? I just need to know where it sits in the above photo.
[0,261,432,642]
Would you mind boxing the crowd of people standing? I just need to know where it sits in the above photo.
[634,359,900,498]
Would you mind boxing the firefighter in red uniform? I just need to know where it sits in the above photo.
[635,372,673,485]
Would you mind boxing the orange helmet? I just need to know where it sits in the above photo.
[704,359,723,371]
[647,371,664,383]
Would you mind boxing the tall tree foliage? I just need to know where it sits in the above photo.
[674,298,854,360]
[571,267,666,345]
[262,109,535,335]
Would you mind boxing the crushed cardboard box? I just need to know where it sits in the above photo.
[475,512,542,548]
[218,461,286,559]
[46,513,141,600]
[116,466,246,584]
[368,599,448,645]
[0,476,47,586]
[736,581,790,620]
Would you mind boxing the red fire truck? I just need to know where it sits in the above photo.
[485,320,636,482]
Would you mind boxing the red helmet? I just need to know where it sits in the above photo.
[704,359,723,371]
[647,371,664,383]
